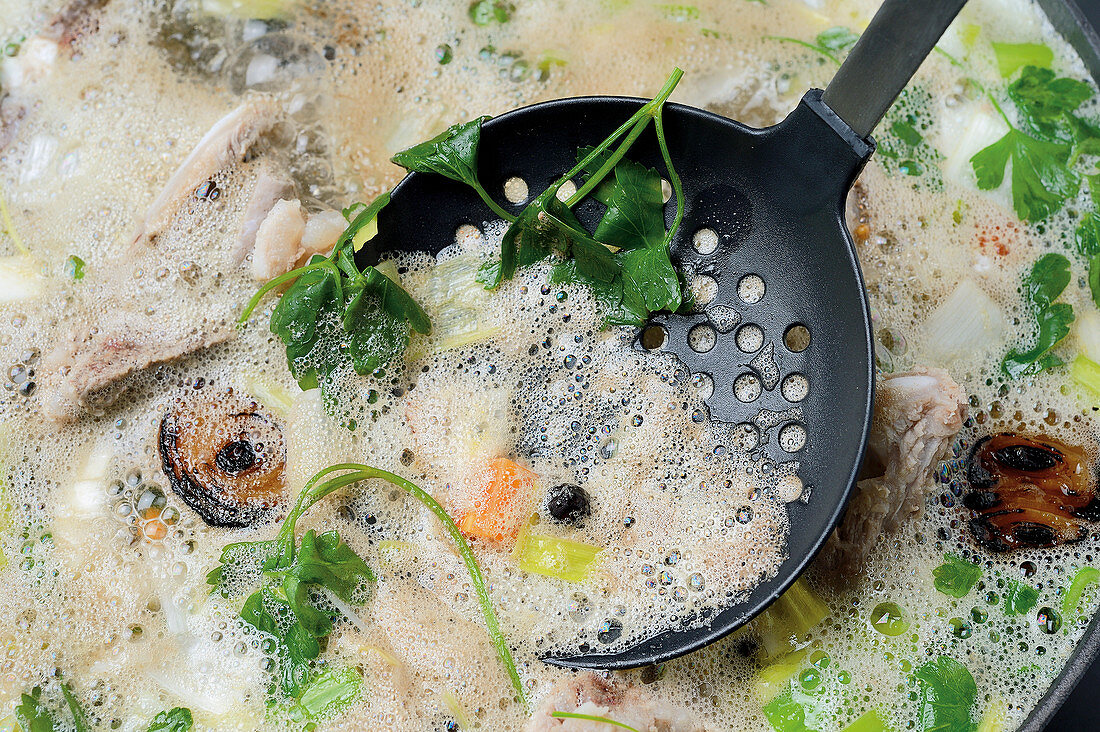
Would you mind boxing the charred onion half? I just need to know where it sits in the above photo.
[965,432,1100,552]
[159,390,286,527]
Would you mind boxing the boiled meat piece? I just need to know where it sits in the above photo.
[820,366,966,575]
[232,167,296,265]
[526,672,707,732]
[130,98,283,250]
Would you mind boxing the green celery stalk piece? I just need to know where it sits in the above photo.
[753,649,807,703]
[1073,353,1100,398]
[750,578,829,660]
[991,42,1052,78]
[763,689,820,732]
[1062,566,1100,617]
[514,532,602,582]
[843,709,892,732]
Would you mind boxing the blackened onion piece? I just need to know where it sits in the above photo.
[160,390,286,527]
[965,433,1097,552]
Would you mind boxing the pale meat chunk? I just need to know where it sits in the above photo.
[232,167,295,265]
[526,673,707,732]
[130,98,282,250]
[250,198,306,281]
[820,366,966,575]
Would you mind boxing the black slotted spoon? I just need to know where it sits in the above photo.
[359,0,968,669]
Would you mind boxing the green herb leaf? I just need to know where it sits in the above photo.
[1089,254,1100,309]
[1066,114,1100,163]
[268,260,344,389]
[240,587,319,698]
[815,26,859,52]
[1076,212,1100,256]
[391,117,513,221]
[15,687,56,732]
[59,685,91,732]
[64,255,85,281]
[916,656,977,732]
[1003,579,1040,616]
[146,707,193,732]
[971,129,1078,222]
[991,42,1052,78]
[1002,253,1074,378]
[1024,252,1072,312]
[932,554,982,598]
[1003,302,1073,378]
[391,117,489,187]
[588,156,667,251]
[1007,66,1092,139]
[468,0,513,25]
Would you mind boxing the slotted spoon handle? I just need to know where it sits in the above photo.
[822,0,969,139]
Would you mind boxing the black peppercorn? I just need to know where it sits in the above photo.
[547,483,590,522]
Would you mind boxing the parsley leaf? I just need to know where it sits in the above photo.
[64,255,85,281]
[209,527,375,701]
[468,0,513,25]
[915,656,977,732]
[1007,66,1092,139]
[971,129,1078,222]
[816,26,859,52]
[391,117,513,221]
[932,554,982,598]
[146,707,193,732]
[481,71,686,327]
[1075,211,1100,256]
[1003,579,1040,616]
[15,687,56,732]
[244,193,432,394]
[1003,253,1074,378]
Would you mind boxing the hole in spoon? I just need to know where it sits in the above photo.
[640,324,668,351]
[688,323,716,353]
[692,228,718,255]
[737,274,765,304]
[784,324,811,353]
[503,176,529,203]
[781,373,809,403]
[735,324,764,353]
[690,274,717,307]
[733,373,761,403]
[779,422,807,452]
[556,180,577,202]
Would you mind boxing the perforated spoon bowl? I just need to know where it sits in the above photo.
[359,0,968,669]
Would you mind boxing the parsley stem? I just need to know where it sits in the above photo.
[238,260,333,323]
[564,68,684,206]
[288,464,529,711]
[933,46,1012,126]
[653,107,685,249]
[471,181,518,223]
[765,36,840,65]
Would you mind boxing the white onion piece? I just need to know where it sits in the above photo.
[921,278,1008,362]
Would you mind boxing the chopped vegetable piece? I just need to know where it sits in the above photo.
[976,697,1007,732]
[748,578,829,660]
[0,185,27,255]
[550,712,639,731]
[1090,254,1100,309]
[294,666,361,719]
[932,554,982,598]
[442,692,474,730]
[514,530,602,581]
[763,689,820,732]
[237,374,295,418]
[1062,566,1099,617]
[1002,579,1039,616]
[1071,353,1100,397]
[915,656,977,732]
[199,0,294,19]
[146,707,193,732]
[458,457,538,544]
[752,650,807,702]
[64,255,84,280]
[1002,253,1074,378]
[991,42,1053,78]
[922,279,1008,362]
[842,709,891,732]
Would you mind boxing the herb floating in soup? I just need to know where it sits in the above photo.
[3,1,1100,731]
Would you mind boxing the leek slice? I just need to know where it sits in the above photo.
[748,578,829,661]
[1062,566,1100,618]
[843,709,891,732]
[408,254,502,356]
[1070,353,1100,398]
[513,529,602,582]
[199,0,295,19]
[753,649,807,703]
[921,279,1007,362]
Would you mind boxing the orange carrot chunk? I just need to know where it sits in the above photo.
[457,458,538,545]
